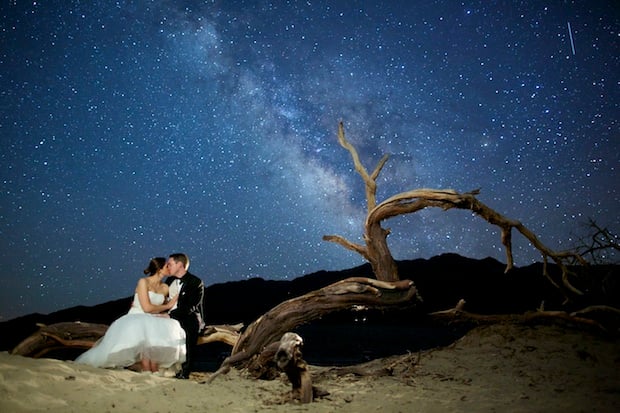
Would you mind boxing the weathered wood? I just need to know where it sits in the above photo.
[207,277,418,382]
[275,332,313,403]
[197,323,243,346]
[233,277,416,357]
[324,123,589,301]
[11,322,243,359]
[429,300,613,332]
[11,322,108,358]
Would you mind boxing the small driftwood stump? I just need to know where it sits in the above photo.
[275,332,313,403]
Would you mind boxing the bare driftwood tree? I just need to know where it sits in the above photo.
[207,122,596,381]
[324,122,588,299]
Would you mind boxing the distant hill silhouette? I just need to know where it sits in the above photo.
[2,254,617,366]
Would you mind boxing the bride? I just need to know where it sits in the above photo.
[75,257,186,373]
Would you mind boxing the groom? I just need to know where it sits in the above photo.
[166,253,204,379]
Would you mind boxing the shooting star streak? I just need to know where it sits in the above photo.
[567,22,576,55]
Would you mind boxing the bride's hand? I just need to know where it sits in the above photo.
[166,294,179,309]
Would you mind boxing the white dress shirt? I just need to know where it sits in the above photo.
[168,278,182,311]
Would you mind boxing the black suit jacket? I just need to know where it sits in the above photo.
[166,271,204,328]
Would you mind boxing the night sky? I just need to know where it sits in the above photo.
[1,1,618,321]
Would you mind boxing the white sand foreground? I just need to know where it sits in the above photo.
[1,323,618,412]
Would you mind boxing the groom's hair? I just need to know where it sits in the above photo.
[170,253,190,270]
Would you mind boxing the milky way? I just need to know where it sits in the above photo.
[1,1,618,320]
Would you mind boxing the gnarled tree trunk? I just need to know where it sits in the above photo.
[207,277,418,382]
[323,122,588,301]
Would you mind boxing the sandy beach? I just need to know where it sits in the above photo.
[1,323,618,412]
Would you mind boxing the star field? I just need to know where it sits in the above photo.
[1,1,618,320]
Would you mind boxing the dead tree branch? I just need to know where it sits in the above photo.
[573,218,620,264]
[429,300,615,333]
[11,322,108,359]
[198,323,243,346]
[208,277,418,382]
[324,123,588,300]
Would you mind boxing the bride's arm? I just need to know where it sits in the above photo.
[136,278,176,314]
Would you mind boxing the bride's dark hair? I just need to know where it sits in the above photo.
[143,257,166,275]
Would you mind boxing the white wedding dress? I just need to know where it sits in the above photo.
[75,292,186,370]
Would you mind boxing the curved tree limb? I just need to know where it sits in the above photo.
[325,124,590,301]
[207,277,418,382]
[11,322,108,358]
[198,323,243,346]
[570,305,620,317]
[429,300,616,333]
[232,277,416,357]
[367,188,587,298]
[321,234,369,261]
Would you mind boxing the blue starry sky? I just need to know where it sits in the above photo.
[1,1,618,321]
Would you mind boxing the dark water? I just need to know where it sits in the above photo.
[193,322,470,372]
